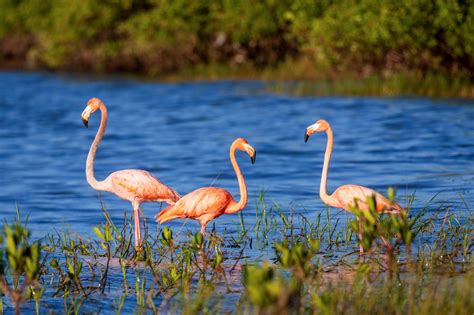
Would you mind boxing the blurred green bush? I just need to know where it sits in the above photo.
[0,0,472,79]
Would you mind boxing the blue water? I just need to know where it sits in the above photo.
[0,71,473,239]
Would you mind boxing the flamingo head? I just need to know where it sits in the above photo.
[305,119,330,142]
[81,98,103,128]
[233,138,257,164]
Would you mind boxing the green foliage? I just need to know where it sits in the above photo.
[274,239,319,278]
[160,226,173,247]
[243,262,298,308]
[0,0,51,37]
[304,0,474,75]
[93,223,111,244]
[191,232,204,250]
[349,190,417,253]
[0,220,42,313]
[0,0,472,83]
[3,223,41,281]
[0,197,471,313]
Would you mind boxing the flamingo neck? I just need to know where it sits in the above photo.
[320,127,336,206]
[86,103,109,191]
[225,143,248,214]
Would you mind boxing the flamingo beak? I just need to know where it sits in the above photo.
[243,143,256,164]
[81,106,93,128]
[304,129,310,142]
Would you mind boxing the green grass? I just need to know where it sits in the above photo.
[118,61,474,98]
[0,191,472,314]
[139,63,474,98]
[265,72,474,98]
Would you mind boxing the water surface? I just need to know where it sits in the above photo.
[0,72,473,238]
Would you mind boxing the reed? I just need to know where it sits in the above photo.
[0,190,471,314]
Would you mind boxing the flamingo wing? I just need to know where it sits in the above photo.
[108,169,180,203]
[333,184,402,213]
[156,187,233,224]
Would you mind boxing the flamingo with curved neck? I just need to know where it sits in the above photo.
[81,98,180,249]
[305,119,404,253]
[156,138,256,235]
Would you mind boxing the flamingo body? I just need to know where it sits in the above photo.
[105,169,180,204]
[331,184,403,213]
[157,187,234,229]
[305,119,404,253]
[81,98,180,249]
[156,138,256,235]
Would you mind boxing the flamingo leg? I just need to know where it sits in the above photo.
[381,236,392,251]
[200,223,207,236]
[358,219,364,254]
[132,200,142,250]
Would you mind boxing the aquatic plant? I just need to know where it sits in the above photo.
[0,191,471,313]
[0,213,42,314]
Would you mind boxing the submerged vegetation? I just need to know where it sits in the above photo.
[0,0,473,96]
[0,190,472,314]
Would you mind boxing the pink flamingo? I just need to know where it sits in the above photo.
[305,119,403,253]
[81,98,180,249]
[156,138,256,235]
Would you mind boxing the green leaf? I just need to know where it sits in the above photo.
[388,187,396,202]
[67,261,75,275]
[93,226,105,240]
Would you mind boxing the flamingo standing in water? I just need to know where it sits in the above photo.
[156,138,256,235]
[304,119,403,253]
[81,98,180,249]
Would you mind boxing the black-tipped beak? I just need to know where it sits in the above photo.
[251,151,256,164]
[304,130,309,143]
[82,117,89,128]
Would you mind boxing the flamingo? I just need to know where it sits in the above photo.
[304,119,404,253]
[81,98,180,249]
[156,138,256,235]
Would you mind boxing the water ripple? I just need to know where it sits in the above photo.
[0,72,473,237]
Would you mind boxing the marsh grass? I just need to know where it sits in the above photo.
[264,72,474,98]
[0,191,472,314]
[161,65,474,98]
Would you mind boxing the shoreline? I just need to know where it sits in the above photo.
[1,63,473,98]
